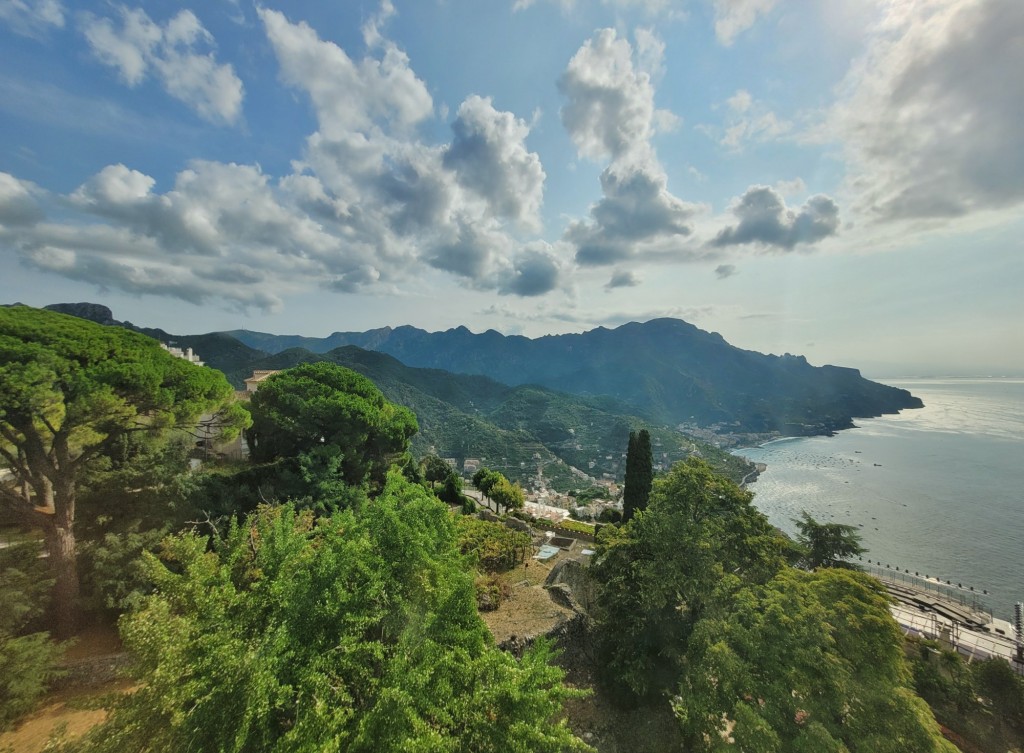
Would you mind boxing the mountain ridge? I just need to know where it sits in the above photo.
[226,317,923,433]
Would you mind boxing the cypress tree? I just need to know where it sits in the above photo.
[623,429,653,522]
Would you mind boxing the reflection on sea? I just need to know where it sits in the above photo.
[735,379,1024,619]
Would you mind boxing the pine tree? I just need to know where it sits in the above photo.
[622,429,653,522]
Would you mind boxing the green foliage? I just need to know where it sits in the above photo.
[490,475,525,516]
[554,518,596,535]
[455,516,532,572]
[474,573,513,612]
[246,362,418,497]
[622,429,653,523]
[573,486,611,503]
[676,568,955,752]
[593,458,787,700]
[0,542,65,729]
[974,658,1024,727]
[0,306,247,635]
[793,511,866,569]
[0,631,65,730]
[78,525,167,616]
[68,475,588,753]
[437,474,465,507]
[470,468,523,515]
[420,454,454,488]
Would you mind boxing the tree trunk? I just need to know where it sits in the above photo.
[43,521,80,639]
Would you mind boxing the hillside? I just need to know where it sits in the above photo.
[235,345,752,490]
[37,304,751,489]
[227,318,923,434]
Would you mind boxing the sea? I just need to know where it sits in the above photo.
[734,378,1024,620]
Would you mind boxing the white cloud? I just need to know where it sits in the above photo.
[567,163,697,265]
[0,172,45,226]
[260,7,432,138]
[513,0,684,19]
[0,0,63,37]
[4,5,546,309]
[558,29,698,267]
[82,7,243,125]
[559,28,672,166]
[712,185,840,250]
[713,0,778,46]
[718,89,791,149]
[500,245,565,296]
[443,95,546,232]
[829,0,1024,223]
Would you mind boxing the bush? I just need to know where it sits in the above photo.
[475,574,513,612]
[0,542,65,729]
[79,525,168,617]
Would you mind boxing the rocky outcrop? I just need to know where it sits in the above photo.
[545,558,597,614]
[44,302,120,326]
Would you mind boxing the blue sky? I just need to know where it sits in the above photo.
[1,0,1022,376]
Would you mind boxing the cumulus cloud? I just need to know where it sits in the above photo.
[605,269,641,289]
[0,172,45,226]
[82,7,243,125]
[567,164,697,265]
[16,4,559,312]
[712,186,839,250]
[261,7,431,137]
[713,0,778,46]
[0,0,63,36]
[714,263,737,279]
[558,28,676,166]
[257,7,554,297]
[559,29,698,266]
[831,0,1024,222]
[443,95,545,231]
[500,247,564,296]
[0,161,365,310]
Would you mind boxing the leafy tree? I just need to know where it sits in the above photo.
[622,429,652,523]
[593,458,787,699]
[0,306,247,636]
[68,474,589,753]
[974,658,1024,728]
[471,467,502,511]
[421,453,454,489]
[246,362,417,497]
[794,511,866,569]
[490,475,525,516]
[437,473,465,507]
[675,567,956,752]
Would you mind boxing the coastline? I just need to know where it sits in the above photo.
[726,378,1024,620]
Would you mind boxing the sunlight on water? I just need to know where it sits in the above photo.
[735,379,1024,619]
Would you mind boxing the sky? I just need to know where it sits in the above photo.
[1,0,1022,377]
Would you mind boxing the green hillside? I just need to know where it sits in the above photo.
[233,345,754,491]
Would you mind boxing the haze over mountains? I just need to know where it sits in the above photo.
[225,317,922,434]
[38,302,922,489]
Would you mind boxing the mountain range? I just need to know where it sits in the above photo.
[224,317,922,434]
[39,302,923,491]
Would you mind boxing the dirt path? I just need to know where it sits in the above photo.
[0,623,128,753]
